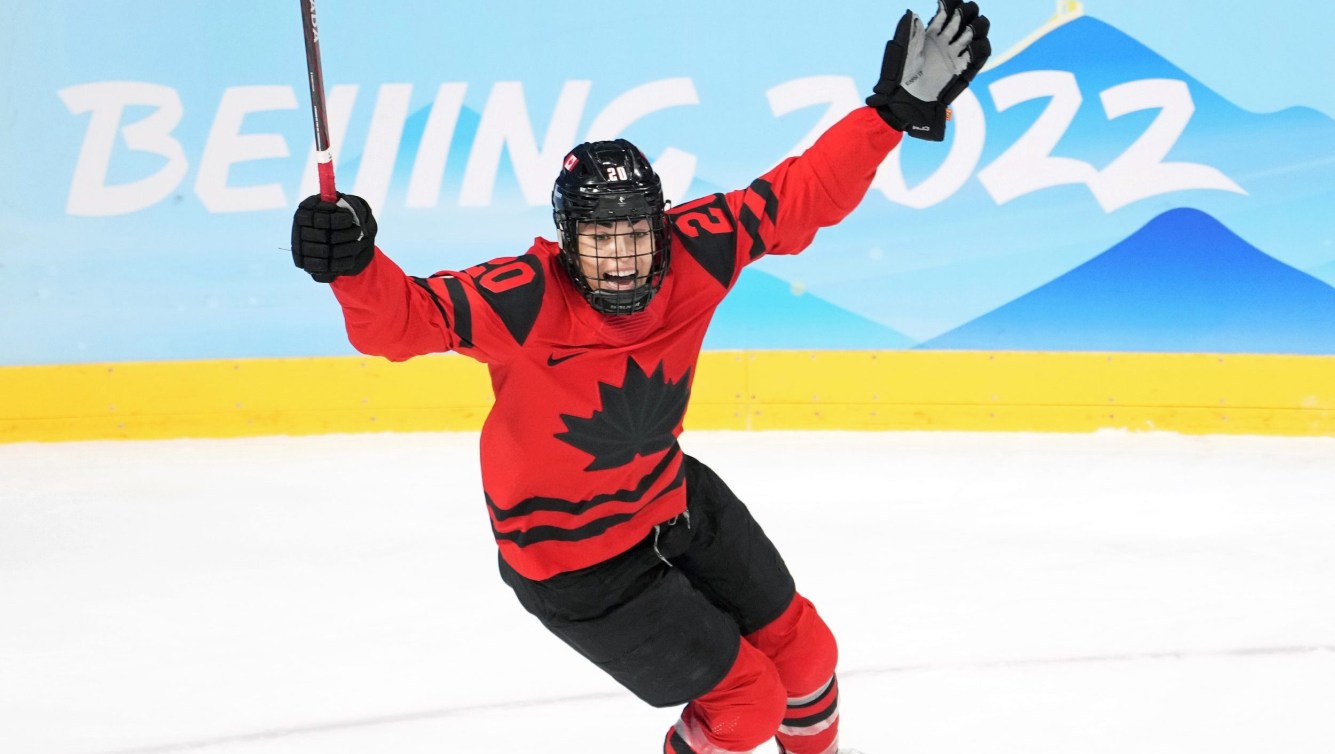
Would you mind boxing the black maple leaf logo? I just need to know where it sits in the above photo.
[555,358,691,471]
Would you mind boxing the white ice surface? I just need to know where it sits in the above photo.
[2,430,1334,754]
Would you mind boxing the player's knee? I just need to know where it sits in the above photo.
[669,641,786,752]
[746,592,838,697]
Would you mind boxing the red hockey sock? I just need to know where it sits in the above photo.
[664,640,785,754]
[775,675,839,754]
[744,594,840,754]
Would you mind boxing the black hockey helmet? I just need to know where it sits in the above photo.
[552,139,670,315]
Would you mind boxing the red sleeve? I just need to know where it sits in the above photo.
[668,106,902,292]
[329,248,544,364]
[730,105,902,259]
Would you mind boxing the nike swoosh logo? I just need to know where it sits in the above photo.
[547,351,586,366]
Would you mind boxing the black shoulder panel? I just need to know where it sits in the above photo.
[465,255,546,347]
[669,193,738,290]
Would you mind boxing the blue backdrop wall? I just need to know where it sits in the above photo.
[3,1,1333,365]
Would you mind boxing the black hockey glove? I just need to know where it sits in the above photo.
[866,0,992,141]
[290,193,378,283]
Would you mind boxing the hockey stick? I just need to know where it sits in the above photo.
[299,0,338,202]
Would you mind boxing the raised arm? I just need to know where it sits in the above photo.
[290,193,532,363]
[672,1,992,280]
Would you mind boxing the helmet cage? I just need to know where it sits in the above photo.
[552,140,670,315]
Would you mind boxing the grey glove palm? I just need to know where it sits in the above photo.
[867,0,991,141]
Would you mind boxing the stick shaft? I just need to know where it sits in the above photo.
[299,0,338,201]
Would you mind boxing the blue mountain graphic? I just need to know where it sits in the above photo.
[780,15,1335,344]
[1313,259,1335,284]
[919,208,1335,354]
[706,268,915,350]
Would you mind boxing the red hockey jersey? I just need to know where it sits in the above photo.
[330,106,902,580]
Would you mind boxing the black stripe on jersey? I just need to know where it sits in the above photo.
[738,178,778,261]
[738,203,766,261]
[751,177,779,222]
[441,276,474,348]
[783,688,839,728]
[410,276,449,324]
[670,193,736,290]
[411,274,475,349]
[490,444,681,523]
[489,451,686,548]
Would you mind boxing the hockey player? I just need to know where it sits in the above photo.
[290,3,989,752]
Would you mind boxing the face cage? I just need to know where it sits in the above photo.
[556,212,671,315]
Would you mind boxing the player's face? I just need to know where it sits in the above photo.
[573,218,655,293]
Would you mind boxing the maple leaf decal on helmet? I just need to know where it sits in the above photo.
[556,358,691,471]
